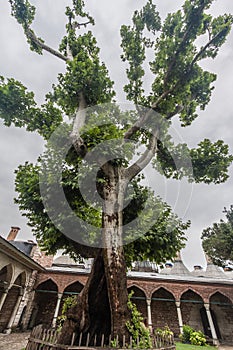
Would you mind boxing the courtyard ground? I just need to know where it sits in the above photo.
[0,331,30,350]
[0,332,233,350]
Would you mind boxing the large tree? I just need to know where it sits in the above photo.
[202,205,233,266]
[0,0,233,344]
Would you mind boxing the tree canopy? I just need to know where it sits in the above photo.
[202,205,233,266]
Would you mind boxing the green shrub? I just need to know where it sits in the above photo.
[179,325,194,343]
[154,325,174,345]
[154,325,173,337]
[190,331,207,346]
[179,325,206,346]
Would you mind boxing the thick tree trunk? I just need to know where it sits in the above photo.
[57,250,111,345]
[101,164,130,336]
[57,164,130,345]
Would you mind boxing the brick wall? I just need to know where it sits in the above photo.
[31,246,54,268]
[29,270,233,342]
[151,288,179,336]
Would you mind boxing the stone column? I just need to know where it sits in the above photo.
[146,298,152,331]
[175,301,183,334]
[204,303,219,346]
[4,288,24,334]
[52,292,63,328]
[0,288,9,313]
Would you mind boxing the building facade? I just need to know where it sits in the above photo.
[0,229,233,344]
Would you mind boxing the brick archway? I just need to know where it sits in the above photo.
[151,287,179,336]
[31,279,58,328]
[210,292,233,343]
[59,280,84,316]
[127,285,147,320]
[180,289,204,332]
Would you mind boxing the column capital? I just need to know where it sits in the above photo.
[175,301,181,308]
[204,303,210,311]
[146,298,151,306]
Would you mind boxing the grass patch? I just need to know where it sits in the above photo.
[176,342,216,350]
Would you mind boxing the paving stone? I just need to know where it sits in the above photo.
[0,331,30,350]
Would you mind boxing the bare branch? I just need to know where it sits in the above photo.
[66,41,74,61]
[70,92,88,157]
[191,28,228,67]
[72,20,92,29]
[167,104,184,120]
[125,129,159,180]
[25,28,68,62]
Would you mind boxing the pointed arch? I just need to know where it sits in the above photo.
[127,285,146,299]
[63,280,84,295]
[13,271,27,288]
[151,286,176,300]
[36,278,58,292]
[180,289,204,333]
[58,280,85,317]
[180,287,204,302]
[151,287,179,336]
[209,290,233,304]
[127,285,147,321]
[0,266,21,332]
[0,264,14,287]
[32,278,58,328]
[209,291,233,342]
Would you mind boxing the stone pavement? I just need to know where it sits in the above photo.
[0,331,30,350]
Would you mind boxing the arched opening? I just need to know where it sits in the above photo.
[0,266,9,298]
[0,264,13,293]
[0,271,23,332]
[59,281,84,316]
[151,288,178,336]
[127,286,147,320]
[33,279,58,328]
[181,289,204,332]
[210,292,233,343]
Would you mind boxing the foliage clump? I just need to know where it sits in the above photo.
[154,325,174,340]
[202,205,233,266]
[126,291,152,349]
[57,295,77,332]
[179,325,206,346]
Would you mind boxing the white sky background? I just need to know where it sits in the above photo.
[0,0,233,269]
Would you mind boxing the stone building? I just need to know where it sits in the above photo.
[0,227,44,333]
[0,228,233,345]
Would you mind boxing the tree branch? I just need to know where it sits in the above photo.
[124,89,172,141]
[125,129,159,180]
[167,104,184,120]
[163,3,206,86]
[72,20,92,29]
[191,28,228,67]
[25,28,68,62]
[70,91,88,157]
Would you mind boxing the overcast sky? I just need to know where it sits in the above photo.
[0,0,233,269]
